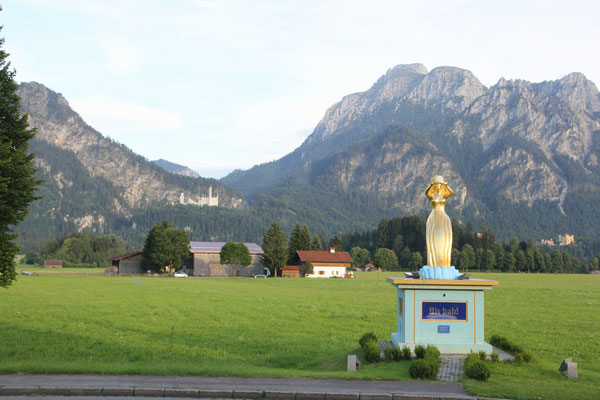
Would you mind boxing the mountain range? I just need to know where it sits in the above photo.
[15,64,600,251]
[222,64,600,239]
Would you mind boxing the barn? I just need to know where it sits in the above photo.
[190,242,265,277]
[111,251,143,275]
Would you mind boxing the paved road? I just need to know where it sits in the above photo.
[0,374,478,399]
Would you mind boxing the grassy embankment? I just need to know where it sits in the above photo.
[0,272,598,399]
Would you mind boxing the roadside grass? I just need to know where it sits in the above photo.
[15,265,103,275]
[1,272,599,399]
[1,274,409,379]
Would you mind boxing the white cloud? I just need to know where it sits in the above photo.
[95,34,147,76]
[70,96,182,136]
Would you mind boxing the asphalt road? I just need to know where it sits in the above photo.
[0,374,476,399]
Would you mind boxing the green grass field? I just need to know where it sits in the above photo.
[1,272,598,399]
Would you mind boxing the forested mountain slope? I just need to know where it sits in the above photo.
[16,82,244,250]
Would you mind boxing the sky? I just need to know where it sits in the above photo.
[3,0,600,178]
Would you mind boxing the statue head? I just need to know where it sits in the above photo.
[425,175,453,206]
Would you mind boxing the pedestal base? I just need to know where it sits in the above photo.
[387,277,498,355]
[391,332,493,354]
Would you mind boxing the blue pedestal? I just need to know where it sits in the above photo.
[388,277,498,354]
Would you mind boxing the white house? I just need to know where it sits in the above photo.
[297,249,353,278]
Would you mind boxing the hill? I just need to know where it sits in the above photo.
[16,82,244,250]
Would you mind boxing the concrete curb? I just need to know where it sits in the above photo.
[0,386,481,399]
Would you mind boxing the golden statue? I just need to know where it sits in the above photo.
[425,176,453,268]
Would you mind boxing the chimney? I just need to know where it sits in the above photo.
[330,248,335,253]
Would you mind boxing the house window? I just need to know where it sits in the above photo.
[319,271,325,275]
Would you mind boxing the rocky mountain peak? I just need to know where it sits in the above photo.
[408,66,485,111]
[384,63,428,78]
[18,81,72,121]
[536,72,600,114]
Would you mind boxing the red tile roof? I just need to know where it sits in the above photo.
[297,250,353,263]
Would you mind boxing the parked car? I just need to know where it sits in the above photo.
[252,268,271,278]
[173,270,188,278]
[21,270,33,276]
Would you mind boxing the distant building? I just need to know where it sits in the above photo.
[190,241,264,277]
[297,249,353,278]
[539,234,575,247]
[179,186,218,206]
[558,234,575,246]
[281,265,301,278]
[111,251,143,275]
[42,259,62,268]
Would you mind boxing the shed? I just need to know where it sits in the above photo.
[189,241,264,277]
[112,251,143,275]
[281,265,301,278]
[42,259,62,268]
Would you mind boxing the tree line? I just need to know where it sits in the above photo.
[28,232,126,268]
[342,215,596,273]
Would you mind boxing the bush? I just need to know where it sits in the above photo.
[383,345,393,361]
[364,340,381,363]
[425,345,441,360]
[408,345,441,379]
[489,334,532,362]
[391,346,403,361]
[359,332,378,348]
[402,346,412,360]
[409,359,436,379]
[478,351,487,361]
[490,352,499,362]
[465,361,491,381]
[465,352,480,364]
[414,344,426,359]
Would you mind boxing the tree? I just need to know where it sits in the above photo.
[0,26,41,287]
[515,250,527,271]
[550,250,564,273]
[260,222,287,277]
[504,252,516,272]
[301,261,313,276]
[288,224,312,264]
[374,248,398,270]
[451,248,460,268]
[311,233,324,251]
[350,247,370,267]
[329,235,343,251]
[392,235,404,259]
[399,246,412,269]
[220,241,252,278]
[408,252,423,270]
[142,220,190,274]
[482,249,496,271]
[475,248,484,270]
[534,248,547,273]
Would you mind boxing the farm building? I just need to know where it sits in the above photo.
[190,241,264,277]
[281,265,301,278]
[111,251,143,275]
[42,259,62,268]
[297,249,353,278]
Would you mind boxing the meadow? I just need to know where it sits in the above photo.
[1,271,598,400]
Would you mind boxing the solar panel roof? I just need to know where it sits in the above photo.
[189,241,264,255]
